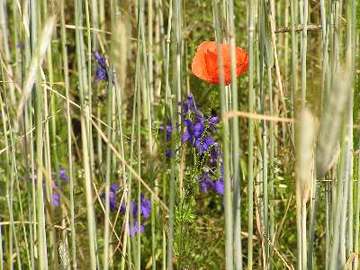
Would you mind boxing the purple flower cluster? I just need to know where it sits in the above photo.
[160,122,174,158]
[124,194,151,237]
[51,168,70,207]
[59,168,69,181]
[109,183,119,211]
[94,51,108,81]
[180,94,224,196]
[102,183,151,237]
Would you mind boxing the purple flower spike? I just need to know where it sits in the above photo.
[203,136,215,149]
[120,202,126,214]
[183,119,192,127]
[166,123,173,141]
[182,95,197,114]
[208,115,219,126]
[94,51,107,68]
[198,172,213,193]
[52,193,60,207]
[95,66,108,81]
[213,179,224,195]
[181,128,192,143]
[200,179,213,193]
[187,95,195,108]
[94,51,108,81]
[129,221,144,237]
[59,168,69,181]
[109,191,117,211]
[195,136,215,154]
[193,121,205,138]
[110,183,119,193]
[131,201,138,217]
[140,194,152,219]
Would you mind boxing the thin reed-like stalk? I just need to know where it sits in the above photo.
[213,1,233,269]
[247,0,255,268]
[226,0,243,268]
[60,1,77,268]
[74,0,98,267]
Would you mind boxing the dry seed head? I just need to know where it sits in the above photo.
[111,16,129,93]
[315,67,351,178]
[296,108,316,204]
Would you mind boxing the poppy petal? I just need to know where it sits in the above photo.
[191,42,213,83]
[191,41,248,85]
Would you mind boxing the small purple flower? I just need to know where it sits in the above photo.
[181,128,192,143]
[94,51,108,81]
[195,136,215,154]
[120,201,126,214]
[52,193,60,207]
[193,120,205,138]
[203,136,215,149]
[182,95,197,114]
[140,195,151,219]
[213,178,224,195]
[108,183,119,211]
[166,123,173,141]
[110,183,119,193]
[198,173,213,193]
[131,200,138,217]
[129,221,145,237]
[109,191,117,211]
[59,168,69,181]
[183,119,192,127]
[94,51,107,68]
[165,149,173,158]
[95,66,108,81]
[208,115,219,127]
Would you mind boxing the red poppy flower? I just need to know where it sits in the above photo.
[191,41,248,85]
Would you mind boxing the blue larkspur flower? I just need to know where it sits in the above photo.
[129,221,144,237]
[181,117,206,144]
[166,123,173,141]
[199,172,213,193]
[195,136,215,154]
[110,183,119,193]
[94,51,107,68]
[52,193,60,207]
[59,168,69,181]
[109,191,117,211]
[181,127,192,143]
[193,120,205,138]
[109,183,119,211]
[208,115,219,127]
[140,194,151,219]
[131,200,138,216]
[94,51,108,81]
[213,178,224,195]
[182,94,197,114]
[95,66,108,81]
[130,195,152,219]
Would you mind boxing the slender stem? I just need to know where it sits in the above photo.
[74,0,98,267]
[213,1,233,269]
[226,0,242,268]
[247,0,255,268]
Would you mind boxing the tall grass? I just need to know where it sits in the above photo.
[0,0,359,269]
